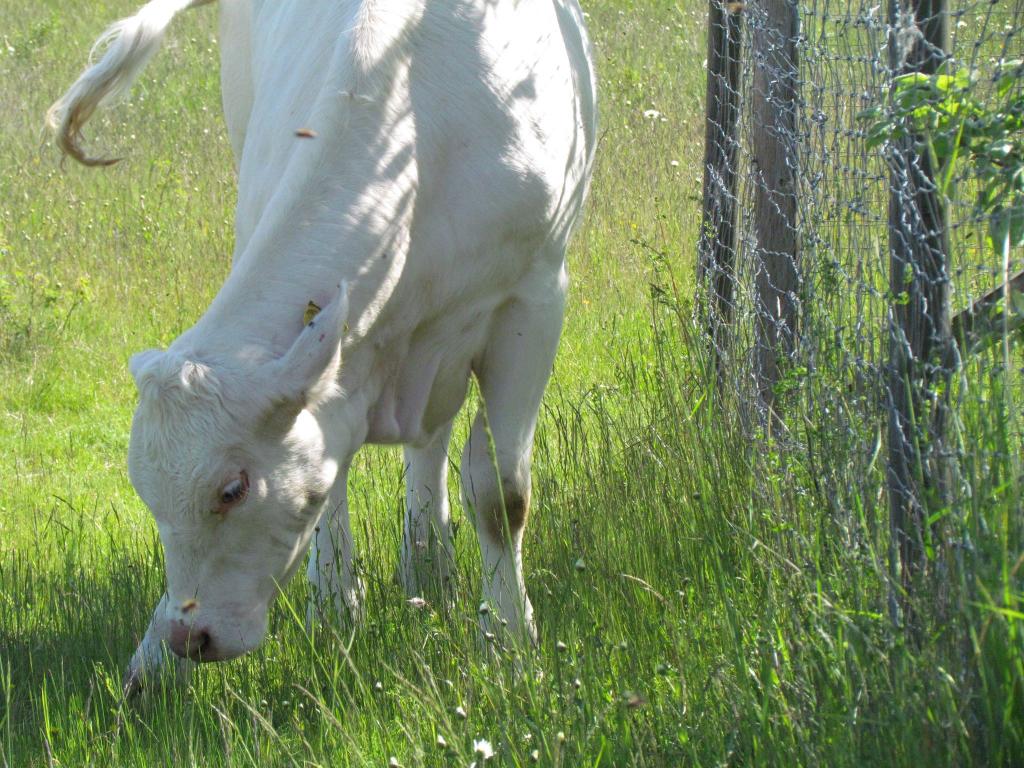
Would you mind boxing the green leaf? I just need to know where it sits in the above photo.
[895,72,930,87]
[977,180,1004,211]
[856,106,882,122]
[988,202,1024,250]
[865,131,888,150]
[990,140,1013,159]
[1010,203,1024,248]
[1012,289,1024,320]
[996,60,1023,98]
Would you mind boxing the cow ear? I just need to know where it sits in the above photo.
[129,348,165,390]
[270,283,349,412]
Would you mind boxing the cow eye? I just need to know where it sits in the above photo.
[217,471,249,511]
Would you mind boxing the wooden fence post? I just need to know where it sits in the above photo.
[698,0,743,384]
[750,0,800,418]
[886,0,954,624]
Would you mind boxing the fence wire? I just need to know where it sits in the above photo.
[699,0,1023,587]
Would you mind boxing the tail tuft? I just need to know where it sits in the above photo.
[46,0,212,166]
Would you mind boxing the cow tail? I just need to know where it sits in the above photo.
[46,0,215,166]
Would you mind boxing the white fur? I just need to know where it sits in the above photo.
[49,0,596,685]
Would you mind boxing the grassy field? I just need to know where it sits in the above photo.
[1,1,1022,766]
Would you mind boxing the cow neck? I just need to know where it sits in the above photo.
[178,221,406,372]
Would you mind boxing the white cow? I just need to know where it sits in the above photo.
[48,0,596,687]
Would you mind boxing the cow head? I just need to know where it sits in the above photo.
[124,287,348,682]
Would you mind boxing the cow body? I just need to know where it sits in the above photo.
[48,0,596,685]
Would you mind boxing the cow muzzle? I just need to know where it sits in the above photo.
[163,601,268,663]
[168,621,217,662]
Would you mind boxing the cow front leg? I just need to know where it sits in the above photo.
[461,279,566,645]
[462,410,537,645]
[123,594,193,696]
[306,465,364,627]
[400,421,456,603]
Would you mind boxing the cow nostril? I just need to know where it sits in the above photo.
[193,629,211,655]
[185,628,213,660]
[170,623,214,661]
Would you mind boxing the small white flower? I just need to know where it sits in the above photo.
[406,596,428,609]
[670,160,680,167]
[454,705,467,719]
[643,109,662,120]
[436,734,447,748]
[473,738,494,760]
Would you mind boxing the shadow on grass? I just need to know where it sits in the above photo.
[0,543,163,724]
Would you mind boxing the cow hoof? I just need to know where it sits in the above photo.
[477,601,537,652]
[306,581,365,633]
[123,643,194,702]
[122,667,144,701]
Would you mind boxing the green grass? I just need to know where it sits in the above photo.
[2,1,1023,766]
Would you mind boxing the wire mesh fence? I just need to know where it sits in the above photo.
[698,0,1022,620]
